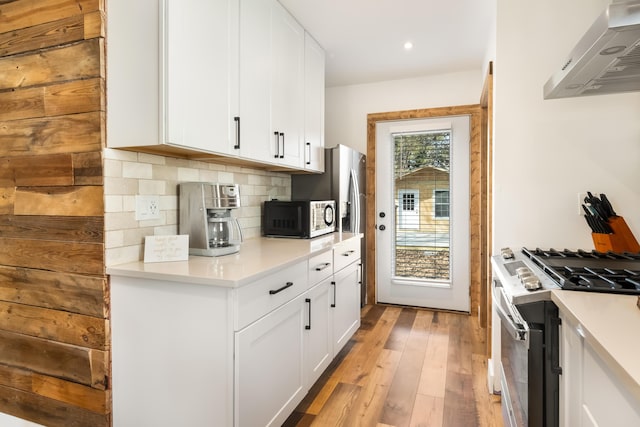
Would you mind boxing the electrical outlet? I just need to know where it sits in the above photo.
[578,192,587,215]
[135,195,160,220]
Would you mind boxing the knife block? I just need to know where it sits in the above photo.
[591,216,640,253]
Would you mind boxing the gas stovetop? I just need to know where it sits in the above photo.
[521,247,640,295]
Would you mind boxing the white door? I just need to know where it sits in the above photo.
[398,189,419,229]
[375,116,470,312]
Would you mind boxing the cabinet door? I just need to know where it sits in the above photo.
[303,33,325,172]
[107,0,161,149]
[164,0,239,154]
[331,261,361,355]
[560,313,640,427]
[582,343,640,426]
[238,0,273,163]
[235,295,306,427]
[304,278,332,387]
[271,1,304,168]
[239,0,304,167]
[559,313,583,427]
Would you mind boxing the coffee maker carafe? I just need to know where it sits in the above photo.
[179,182,243,256]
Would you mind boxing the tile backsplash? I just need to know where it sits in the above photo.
[104,148,291,266]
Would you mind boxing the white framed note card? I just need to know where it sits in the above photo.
[144,235,189,263]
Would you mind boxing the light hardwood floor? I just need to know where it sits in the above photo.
[283,304,503,427]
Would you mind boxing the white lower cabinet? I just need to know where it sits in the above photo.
[559,312,583,426]
[331,261,361,355]
[111,237,363,427]
[581,344,640,427]
[559,313,640,427]
[304,278,333,387]
[235,270,333,426]
[235,294,306,427]
[111,277,233,427]
[331,238,361,356]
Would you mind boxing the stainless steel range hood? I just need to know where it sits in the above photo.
[544,1,640,99]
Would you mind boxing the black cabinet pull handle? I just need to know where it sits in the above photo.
[274,131,280,158]
[315,262,331,271]
[342,250,355,257]
[306,142,311,165]
[269,281,293,295]
[330,281,336,307]
[234,116,240,149]
[305,298,311,330]
[279,132,285,159]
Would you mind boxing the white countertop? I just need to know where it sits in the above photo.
[551,290,640,403]
[107,232,361,287]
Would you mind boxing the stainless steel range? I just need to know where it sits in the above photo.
[492,246,640,427]
[492,248,561,427]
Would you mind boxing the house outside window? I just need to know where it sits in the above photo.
[434,189,450,218]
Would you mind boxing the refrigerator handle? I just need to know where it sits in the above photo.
[350,168,360,234]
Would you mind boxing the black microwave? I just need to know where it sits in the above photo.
[263,200,336,238]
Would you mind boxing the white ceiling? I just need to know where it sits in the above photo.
[279,0,496,87]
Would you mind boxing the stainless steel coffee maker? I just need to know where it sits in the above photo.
[178,182,243,256]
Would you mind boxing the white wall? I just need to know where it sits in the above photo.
[0,413,43,427]
[493,0,640,251]
[325,70,485,154]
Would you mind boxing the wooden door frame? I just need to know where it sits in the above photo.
[365,102,487,321]
[480,63,494,352]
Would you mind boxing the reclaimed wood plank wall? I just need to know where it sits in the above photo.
[0,1,109,426]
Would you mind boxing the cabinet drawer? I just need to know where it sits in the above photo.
[308,250,333,286]
[235,261,308,330]
[333,238,361,273]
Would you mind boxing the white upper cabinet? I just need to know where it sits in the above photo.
[163,0,239,154]
[304,33,325,172]
[239,0,305,168]
[271,2,305,168]
[107,0,239,154]
[237,0,272,163]
[107,0,322,172]
[107,0,162,150]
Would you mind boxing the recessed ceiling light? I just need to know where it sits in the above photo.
[404,41,413,51]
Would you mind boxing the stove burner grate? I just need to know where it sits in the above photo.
[521,247,640,295]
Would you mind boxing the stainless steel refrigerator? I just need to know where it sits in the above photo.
[291,144,367,306]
